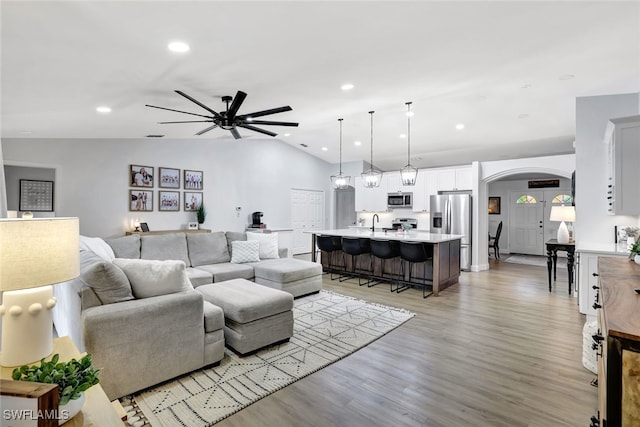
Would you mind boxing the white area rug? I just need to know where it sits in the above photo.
[132,290,414,426]
[503,254,567,269]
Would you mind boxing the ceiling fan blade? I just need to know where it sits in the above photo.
[158,120,215,124]
[243,119,299,127]
[175,90,223,119]
[237,123,278,137]
[230,127,242,139]
[146,104,212,119]
[226,91,247,120]
[238,106,292,119]
[195,124,219,136]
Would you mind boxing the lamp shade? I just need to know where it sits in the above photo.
[0,218,80,291]
[550,205,576,222]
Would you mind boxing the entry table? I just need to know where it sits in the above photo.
[545,239,575,294]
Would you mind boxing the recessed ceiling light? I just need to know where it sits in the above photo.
[96,106,111,113]
[321,147,328,151]
[518,113,529,119]
[284,133,291,137]
[340,83,354,91]
[559,74,575,80]
[20,130,33,135]
[405,111,414,117]
[168,41,190,53]
[455,123,465,130]
[354,140,361,146]
[399,133,407,138]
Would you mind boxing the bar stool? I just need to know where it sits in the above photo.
[316,235,343,280]
[397,241,433,298]
[340,237,372,286]
[369,239,401,289]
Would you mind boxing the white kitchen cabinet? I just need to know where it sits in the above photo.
[435,166,473,192]
[424,170,438,204]
[386,171,418,193]
[354,176,388,212]
[604,115,640,215]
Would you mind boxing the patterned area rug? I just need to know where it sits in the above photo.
[128,290,414,426]
[503,254,567,268]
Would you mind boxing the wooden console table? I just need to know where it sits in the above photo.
[0,336,125,426]
[545,239,575,294]
[126,228,210,236]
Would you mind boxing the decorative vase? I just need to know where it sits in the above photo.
[635,254,640,265]
[59,393,85,425]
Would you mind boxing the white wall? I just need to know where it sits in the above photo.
[575,93,640,244]
[2,137,334,237]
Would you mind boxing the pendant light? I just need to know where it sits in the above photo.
[361,110,382,188]
[400,101,418,186]
[330,118,351,189]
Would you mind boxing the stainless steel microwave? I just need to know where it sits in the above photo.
[387,192,412,208]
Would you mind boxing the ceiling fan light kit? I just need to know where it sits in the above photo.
[146,90,299,139]
[400,101,418,186]
[361,110,383,188]
[330,118,351,189]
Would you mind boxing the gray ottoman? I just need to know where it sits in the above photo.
[252,258,323,298]
[196,279,294,356]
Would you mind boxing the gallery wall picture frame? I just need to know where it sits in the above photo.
[159,167,180,188]
[488,197,501,215]
[140,222,150,232]
[130,164,154,187]
[184,192,203,211]
[159,191,180,211]
[19,179,54,212]
[130,190,153,212]
[184,170,203,190]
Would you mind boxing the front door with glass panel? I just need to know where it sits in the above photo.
[509,191,544,255]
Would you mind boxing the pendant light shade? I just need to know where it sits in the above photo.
[361,110,382,188]
[330,118,351,189]
[400,101,418,186]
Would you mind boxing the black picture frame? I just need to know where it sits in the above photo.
[140,222,150,232]
[488,197,501,215]
[19,179,54,212]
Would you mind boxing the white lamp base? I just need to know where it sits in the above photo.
[557,221,570,244]
[0,285,56,367]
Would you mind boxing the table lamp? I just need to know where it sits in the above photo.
[550,205,576,244]
[0,217,79,367]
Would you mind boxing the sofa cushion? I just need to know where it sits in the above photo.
[195,263,255,282]
[230,241,260,263]
[79,250,134,305]
[140,233,190,265]
[105,235,140,259]
[79,236,115,261]
[246,232,279,259]
[113,258,193,299]
[187,232,230,266]
[252,258,322,283]
[202,301,225,333]
[225,231,246,256]
[186,267,213,287]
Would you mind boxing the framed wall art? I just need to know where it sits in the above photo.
[159,191,180,211]
[130,190,153,211]
[19,179,54,212]
[488,197,501,215]
[130,165,154,187]
[184,192,203,211]
[159,167,180,188]
[184,170,203,190]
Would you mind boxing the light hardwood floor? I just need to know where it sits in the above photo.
[217,259,597,427]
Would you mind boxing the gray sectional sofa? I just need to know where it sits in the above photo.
[52,230,322,400]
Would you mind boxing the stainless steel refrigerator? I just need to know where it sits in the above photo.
[430,193,472,271]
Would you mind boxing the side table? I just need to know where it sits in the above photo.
[545,239,575,294]
[1,336,125,426]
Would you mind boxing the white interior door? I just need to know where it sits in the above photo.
[291,189,325,255]
[509,190,544,255]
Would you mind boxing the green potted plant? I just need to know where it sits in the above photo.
[196,203,207,227]
[12,354,100,421]
[630,240,640,263]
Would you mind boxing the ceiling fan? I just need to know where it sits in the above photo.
[146,90,298,139]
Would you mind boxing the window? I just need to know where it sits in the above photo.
[516,195,537,204]
[552,194,573,204]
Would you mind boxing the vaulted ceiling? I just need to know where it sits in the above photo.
[1,1,638,170]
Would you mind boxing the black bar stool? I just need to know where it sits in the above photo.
[340,237,372,286]
[397,241,433,298]
[316,235,343,280]
[369,239,401,289]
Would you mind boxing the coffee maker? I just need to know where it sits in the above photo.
[251,212,265,228]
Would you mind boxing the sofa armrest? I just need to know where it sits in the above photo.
[82,290,206,399]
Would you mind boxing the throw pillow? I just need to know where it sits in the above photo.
[105,235,141,259]
[246,232,279,259]
[79,235,115,261]
[187,232,230,266]
[230,240,260,263]
[113,258,193,299]
[140,233,190,265]
[79,250,134,304]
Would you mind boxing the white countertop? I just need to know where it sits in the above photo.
[307,228,462,243]
[576,241,630,256]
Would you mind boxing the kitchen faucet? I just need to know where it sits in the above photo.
[371,214,379,232]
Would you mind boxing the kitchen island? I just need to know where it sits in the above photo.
[307,229,462,296]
